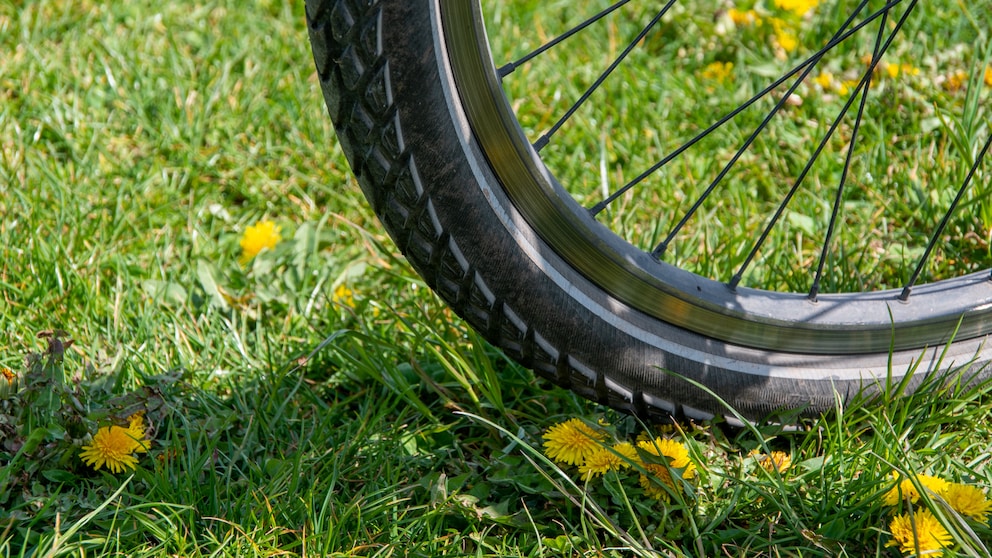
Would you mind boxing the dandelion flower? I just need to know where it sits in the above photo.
[634,437,697,501]
[578,442,638,481]
[943,70,967,92]
[885,63,920,79]
[613,441,638,462]
[127,413,151,453]
[542,418,606,466]
[701,61,734,83]
[837,80,858,96]
[887,509,952,557]
[578,448,616,481]
[884,473,949,507]
[239,220,281,264]
[727,8,759,26]
[942,483,991,523]
[333,285,356,307]
[773,0,819,16]
[985,66,992,87]
[759,451,792,473]
[901,63,920,77]
[770,18,799,53]
[637,437,696,479]
[79,421,151,474]
[813,71,834,89]
[639,462,677,501]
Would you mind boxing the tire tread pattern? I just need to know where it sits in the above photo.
[305,0,678,419]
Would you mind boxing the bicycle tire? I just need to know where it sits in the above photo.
[305,0,992,421]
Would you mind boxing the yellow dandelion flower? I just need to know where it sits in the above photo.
[333,285,356,307]
[79,423,150,474]
[837,79,858,96]
[776,30,798,52]
[813,71,834,89]
[885,63,919,79]
[770,18,799,52]
[757,451,792,473]
[542,418,606,466]
[613,441,639,462]
[126,413,151,454]
[944,69,967,92]
[812,72,858,96]
[639,462,677,501]
[701,61,734,83]
[887,509,952,557]
[773,0,819,16]
[239,220,281,264]
[901,63,920,77]
[884,473,950,507]
[985,66,992,87]
[728,8,760,26]
[637,437,696,479]
[578,448,617,481]
[942,483,991,523]
[578,442,638,481]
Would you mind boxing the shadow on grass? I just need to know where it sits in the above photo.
[0,317,614,557]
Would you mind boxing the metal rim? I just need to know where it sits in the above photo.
[438,0,992,355]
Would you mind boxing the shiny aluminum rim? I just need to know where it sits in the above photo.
[438,0,992,355]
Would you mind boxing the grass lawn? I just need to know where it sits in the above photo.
[2,0,991,556]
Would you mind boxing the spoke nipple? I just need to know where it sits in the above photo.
[651,242,668,260]
[533,135,550,153]
[497,63,516,79]
[898,286,912,303]
[728,274,742,292]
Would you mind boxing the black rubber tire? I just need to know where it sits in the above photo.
[304,0,992,421]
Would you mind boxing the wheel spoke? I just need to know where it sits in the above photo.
[652,0,872,260]
[439,0,992,357]
[532,0,677,153]
[497,0,631,80]
[589,0,907,218]
[730,0,916,291]
[899,131,992,301]
[808,4,888,301]
[499,0,982,298]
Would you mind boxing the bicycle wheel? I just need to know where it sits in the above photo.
[305,0,992,421]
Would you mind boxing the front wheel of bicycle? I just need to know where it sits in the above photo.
[306,0,992,421]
